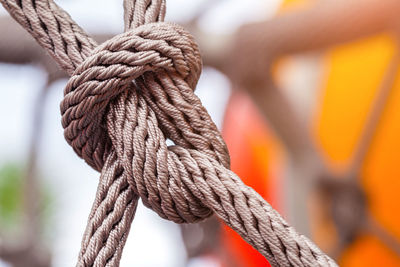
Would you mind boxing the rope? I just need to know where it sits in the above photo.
[0,0,338,266]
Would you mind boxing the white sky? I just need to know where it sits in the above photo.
[0,1,280,266]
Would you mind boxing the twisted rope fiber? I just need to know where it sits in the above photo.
[1,0,337,266]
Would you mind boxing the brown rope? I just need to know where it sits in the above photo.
[0,0,337,266]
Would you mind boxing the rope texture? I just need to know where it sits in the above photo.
[0,0,338,266]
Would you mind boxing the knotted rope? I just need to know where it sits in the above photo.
[1,0,337,266]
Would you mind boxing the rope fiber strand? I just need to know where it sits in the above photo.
[0,0,338,266]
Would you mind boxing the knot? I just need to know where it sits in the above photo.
[61,22,202,171]
[61,20,230,223]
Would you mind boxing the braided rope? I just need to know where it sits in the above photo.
[0,0,338,266]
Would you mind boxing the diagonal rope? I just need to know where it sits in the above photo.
[0,0,337,266]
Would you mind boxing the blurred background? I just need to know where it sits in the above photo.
[1,0,400,266]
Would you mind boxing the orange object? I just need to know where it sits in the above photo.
[314,34,400,266]
[220,0,400,265]
[282,0,400,264]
